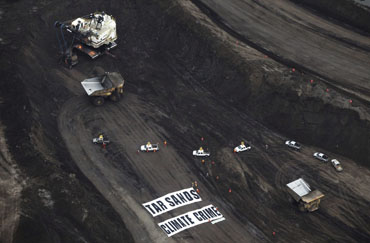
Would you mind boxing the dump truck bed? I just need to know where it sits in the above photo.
[286,178,311,202]
[81,72,124,96]
[81,77,105,96]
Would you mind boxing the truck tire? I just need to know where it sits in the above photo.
[92,97,105,106]
[298,201,306,212]
[110,91,121,102]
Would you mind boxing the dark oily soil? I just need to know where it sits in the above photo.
[193,0,370,166]
[290,0,370,34]
[0,1,134,243]
[0,0,370,243]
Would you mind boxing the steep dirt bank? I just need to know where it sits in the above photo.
[290,0,370,34]
[188,0,370,166]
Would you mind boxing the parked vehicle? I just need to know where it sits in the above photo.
[285,140,301,150]
[234,141,251,153]
[193,147,210,157]
[331,159,343,172]
[140,142,159,152]
[313,152,329,162]
[93,134,110,145]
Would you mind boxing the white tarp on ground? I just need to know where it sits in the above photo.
[158,204,224,237]
[142,187,202,217]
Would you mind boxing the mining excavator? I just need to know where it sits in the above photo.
[54,11,117,68]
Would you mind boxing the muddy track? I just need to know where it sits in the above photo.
[58,94,259,242]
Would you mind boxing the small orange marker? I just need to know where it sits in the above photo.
[229,188,232,193]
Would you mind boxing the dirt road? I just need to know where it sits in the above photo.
[57,69,370,242]
[58,94,261,242]
[195,0,370,101]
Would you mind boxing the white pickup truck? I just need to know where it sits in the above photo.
[234,141,251,153]
[285,140,301,150]
[193,147,210,157]
[140,142,159,152]
[92,134,110,145]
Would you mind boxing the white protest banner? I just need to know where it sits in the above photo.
[158,204,224,237]
[142,187,202,217]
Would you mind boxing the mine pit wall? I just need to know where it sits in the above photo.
[289,0,370,34]
[158,0,370,166]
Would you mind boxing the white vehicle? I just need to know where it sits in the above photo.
[193,147,210,157]
[285,140,301,150]
[140,142,159,152]
[286,178,324,212]
[234,141,251,153]
[331,159,343,172]
[313,152,329,162]
[92,134,110,144]
[81,71,125,106]
[54,12,118,67]
[70,12,117,49]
